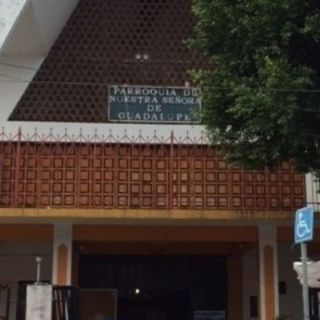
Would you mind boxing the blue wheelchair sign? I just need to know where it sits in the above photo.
[294,206,314,244]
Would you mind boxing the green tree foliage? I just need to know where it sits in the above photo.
[189,0,320,177]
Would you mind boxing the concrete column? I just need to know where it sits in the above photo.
[52,222,73,285]
[259,224,279,320]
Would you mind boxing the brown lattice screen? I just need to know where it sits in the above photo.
[0,141,305,210]
[10,0,205,122]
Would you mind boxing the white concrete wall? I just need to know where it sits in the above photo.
[277,244,303,319]
[2,0,79,55]
[1,1,45,55]
[0,55,44,120]
[0,241,52,320]
[0,0,27,50]
[31,0,79,54]
[242,244,309,320]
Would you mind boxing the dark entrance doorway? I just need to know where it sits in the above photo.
[310,288,320,320]
[118,289,190,320]
[78,255,227,320]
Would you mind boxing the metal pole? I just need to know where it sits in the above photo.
[35,256,42,284]
[301,243,310,320]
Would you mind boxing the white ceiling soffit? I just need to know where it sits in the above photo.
[0,0,79,55]
[0,0,27,49]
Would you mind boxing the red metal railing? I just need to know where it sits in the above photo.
[0,128,305,210]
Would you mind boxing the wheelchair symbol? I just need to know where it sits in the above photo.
[297,212,311,238]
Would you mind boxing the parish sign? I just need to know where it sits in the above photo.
[108,85,201,124]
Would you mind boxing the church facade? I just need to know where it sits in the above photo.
[0,0,318,319]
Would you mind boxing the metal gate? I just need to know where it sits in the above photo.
[52,286,80,320]
[0,284,10,320]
